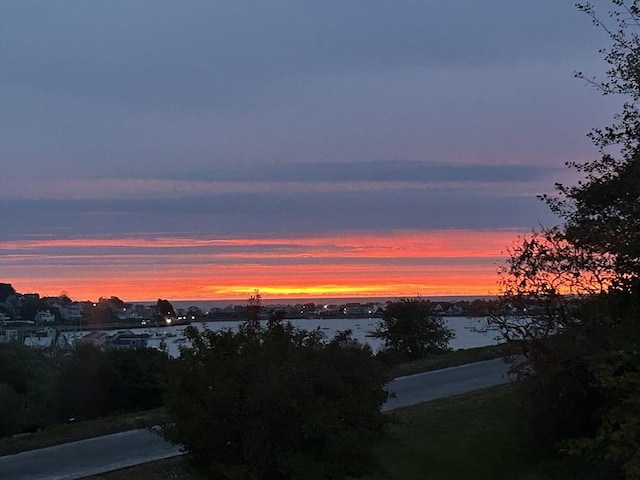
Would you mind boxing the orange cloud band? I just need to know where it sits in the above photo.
[1,229,520,301]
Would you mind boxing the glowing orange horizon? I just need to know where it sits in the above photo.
[1,229,521,302]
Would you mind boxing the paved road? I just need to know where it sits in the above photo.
[383,357,512,410]
[0,428,182,480]
[0,358,512,480]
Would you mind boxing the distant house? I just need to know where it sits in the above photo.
[0,328,19,343]
[56,303,83,323]
[343,303,368,316]
[34,310,55,323]
[24,328,57,349]
[107,330,149,349]
[116,303,143,321]
[80,330,109,348]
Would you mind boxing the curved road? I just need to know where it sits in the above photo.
[0,358,512,480]
[383,357,511,410]
[0,429,182,480]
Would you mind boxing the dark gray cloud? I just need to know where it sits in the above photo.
[0,0,615,244]
[0,188,556,241]
[1,1,605,108]
[141,160,560,184]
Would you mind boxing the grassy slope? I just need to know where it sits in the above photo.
[364,385,574,480]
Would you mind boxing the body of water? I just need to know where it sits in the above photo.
[142,316,500,357]
[56,316,500,358]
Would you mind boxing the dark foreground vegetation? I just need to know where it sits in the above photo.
[0,294,452,441]
[0,342,167,438]
[83,385,595,480]
[158,293,460,479]
[487,2,640,478]
[162,316,390,480]
[0,343,500,458]
[3,4,640,478]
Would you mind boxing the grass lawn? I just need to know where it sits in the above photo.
[362,384,582,480]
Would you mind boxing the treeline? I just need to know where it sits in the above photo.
[0,294,452,441]
[0,343,167,437]
[160,296,452,478]
[1,281,501,327]
[489,3,640,478]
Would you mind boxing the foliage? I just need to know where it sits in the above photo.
[57,343,121,420]
[374,298,454,364]
[245,290,262,324]
[0,339,167,438]
[57,343,167,421]
[0,383,22,437]
[105,347,168,412]
[0,343,58,435]
[156,298,176,323]
[88,386,597,480]
[550,1,640,291]
[559,349,640,479]
[83,300,117,324]
[19,297,61,323]
[161,319,390,480]
[491,2,640,477]
[0,283,17,303]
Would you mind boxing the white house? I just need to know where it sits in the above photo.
[24,328,57,349]
[34,310,55,323]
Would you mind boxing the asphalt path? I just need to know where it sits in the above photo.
[383,357,512,410]
[0,428,182,480]
[0,358,513,480]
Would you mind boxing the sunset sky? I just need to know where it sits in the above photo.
[0,1,620,302]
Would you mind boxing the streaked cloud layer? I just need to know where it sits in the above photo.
[0,1,617,300]
[0,231,517,300]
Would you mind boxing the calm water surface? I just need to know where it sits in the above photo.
[141,316,499,357]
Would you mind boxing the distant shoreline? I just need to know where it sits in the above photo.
[134,295,497,309]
